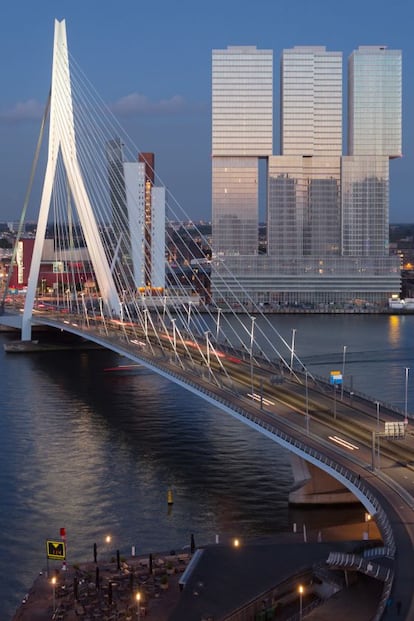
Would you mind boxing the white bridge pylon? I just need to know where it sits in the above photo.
[22,19,120,341]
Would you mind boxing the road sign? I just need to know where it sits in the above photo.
[384,421,406,439]
[330,371,343,385]
[46,540,66,560]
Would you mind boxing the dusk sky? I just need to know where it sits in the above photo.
[0,0,412,223]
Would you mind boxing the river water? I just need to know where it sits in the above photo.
[1,313,413,618]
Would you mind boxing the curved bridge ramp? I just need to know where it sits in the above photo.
[326,551,393,582]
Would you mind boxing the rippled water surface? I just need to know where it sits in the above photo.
[1,313,414,618]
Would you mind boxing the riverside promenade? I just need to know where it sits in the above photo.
[13,550,191,621]
[13,522,399,621]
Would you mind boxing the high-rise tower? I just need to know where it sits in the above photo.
[212,46,273,256]
[281,46,342,157]
[348,46,402,158]
[342,46,402,257]
[269,47,342,257]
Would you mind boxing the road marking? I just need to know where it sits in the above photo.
[328,435,359,451]
[248,393,275,406]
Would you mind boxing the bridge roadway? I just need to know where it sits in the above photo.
[4,310,414,619]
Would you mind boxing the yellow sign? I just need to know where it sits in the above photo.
[46,540,66,560]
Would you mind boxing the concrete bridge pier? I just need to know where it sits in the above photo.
[289,455,359,505]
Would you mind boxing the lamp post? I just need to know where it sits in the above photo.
[80,292,89,326]
[205,331,211,377]
[65,288,71,313]
[298,584,304,620]
[341,345,347,400]
[290,328,296,372]
[187,301,192,332]
[365,513,372,539]
[375,401,380,430]
[136,591,141,621]
[172,319,177,360]
[404,367,409,425]
[143,308,149,339]
[105,534,112,560]
[51,576,57,612]
[250,316,256,394]
[99,296,107,334]
[305,370,309,435]
[216,307,221,343]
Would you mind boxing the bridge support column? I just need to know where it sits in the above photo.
[289,455,359,505]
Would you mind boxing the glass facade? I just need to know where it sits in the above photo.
[211,255,401,308]
[268,155,341,257]
[281,47,342,157]
[212,46,272,257]
[210,43,402,308]
[212,157,259,256]
[348,46,402,158]
[212,46,273,157]
[341,156,389,256]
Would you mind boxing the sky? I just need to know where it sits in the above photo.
[0,0,413,223]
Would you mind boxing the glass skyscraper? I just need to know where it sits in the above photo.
[269,47,342,259]
[342,46,402,257]
[212,46,273,256]
[281,46,342,157]
[348,46,402,158]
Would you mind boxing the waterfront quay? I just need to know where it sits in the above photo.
[13,522,388,621]
[13,549,191,621]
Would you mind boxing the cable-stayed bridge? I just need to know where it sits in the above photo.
[3,19,414,619]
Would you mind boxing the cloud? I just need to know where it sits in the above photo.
[0,99,45,123]
[110,93,196,117]
[0,93,205,124]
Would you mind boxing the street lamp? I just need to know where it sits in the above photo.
[404,367,409,425]
[375,401,380,430]
[341,345,347,400]
[170,318,177,360]
[216,307,221,343]
[365,513,372,539]
[98,297,107,334]
[143,308,149,339]
[250,316,256,393]
[51,576,57,612]
[305,370,309,435]
[205,331,211,377]
[80,292,89,326]
[298,584,304,620]
[136,591,141,621]
[290,328,296,372]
